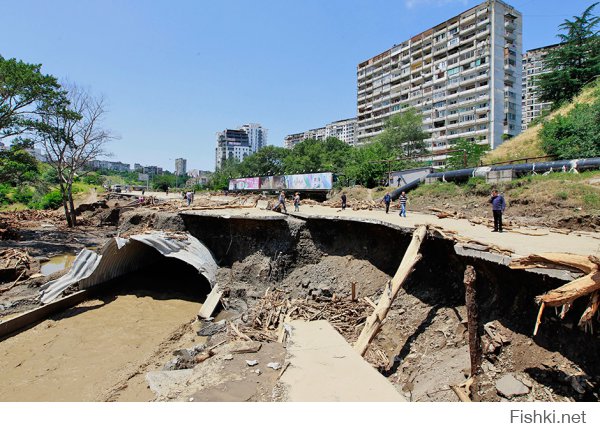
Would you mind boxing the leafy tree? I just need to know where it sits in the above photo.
[537,3,600,106]
[344,141,394,187]
[38,83,114,227]
[238,145,290,177]
[284,137,352,174]
[539,98,600,159]
[210,157,241,190]
[445,138,490,170]
[0,56,64,139]
[0,139,39,185]
[375,108,429,158]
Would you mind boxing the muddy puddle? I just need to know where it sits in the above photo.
[40,254,76,276]
[0,259,209,401]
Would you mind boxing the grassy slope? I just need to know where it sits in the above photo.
[482,79,600,164]
[409,170,600,213]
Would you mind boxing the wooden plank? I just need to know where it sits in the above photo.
[354,225,427,356]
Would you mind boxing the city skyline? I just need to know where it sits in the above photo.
[0,0,589,170]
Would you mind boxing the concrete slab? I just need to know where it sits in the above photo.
[280,320,405,402]
[146,369,193,397]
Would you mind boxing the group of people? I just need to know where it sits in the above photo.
[271,188,507,228]
[273,191,301,213]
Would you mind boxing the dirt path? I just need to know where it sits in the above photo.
[184,206,600,258]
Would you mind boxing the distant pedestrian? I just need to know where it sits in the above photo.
[273,191,287,213]
[399,191,408,217]
[186,191,192,206]
[382,192,392,214]
[489,189,506,232]
[142,189,145,196]
[341,193,347,210]
[166,187,169,196]
[293,192,300,212]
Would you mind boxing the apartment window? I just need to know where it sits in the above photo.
[448,66,460,76]
[448,37,459,47]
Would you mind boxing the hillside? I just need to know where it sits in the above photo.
[483,78,600,164]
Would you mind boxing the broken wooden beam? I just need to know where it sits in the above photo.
[354,225,427,356]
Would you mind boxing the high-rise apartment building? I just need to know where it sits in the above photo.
[356,0,522,165]
[522,44,557,130]
[240,123,268,153]
[215,129,251,170]
[175,158,187,176]
[284,118,357,149]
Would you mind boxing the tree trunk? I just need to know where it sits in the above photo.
[354,225,427,356]
[67,183,77,227]
[58,182,72,227]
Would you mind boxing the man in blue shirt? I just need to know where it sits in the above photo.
[489,189,506,232]
[382,192,392,213]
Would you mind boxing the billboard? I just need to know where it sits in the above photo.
[228,172,333,191]
[285,173,332,190]
[229,177,260,190]
[259,175,286,190]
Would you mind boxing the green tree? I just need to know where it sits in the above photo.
[209,157,241,190]
[376,108,429,158]
[537,3,600,106]
[238,145,290,177]
[38,83,114,227]
[284,137,352,174]
[445,138,490,170]
[0,139,39,185]
[539,97,600,159]
[0,56,64,139]
[344,141,394,187]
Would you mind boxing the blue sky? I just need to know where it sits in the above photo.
[0,0,593,171]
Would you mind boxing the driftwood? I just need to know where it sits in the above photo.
[511,253,600,334]
[354,225,427,356]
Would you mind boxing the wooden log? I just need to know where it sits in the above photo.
[510,253,597,274]
[354,225,427,356]
[535,272,600,307]
[464,265,481,377]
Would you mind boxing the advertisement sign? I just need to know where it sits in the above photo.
[228,172,333,191]
[285,173,333,190]
[138,173,149,181]
[259,175,286,190]
[228,177,260,190]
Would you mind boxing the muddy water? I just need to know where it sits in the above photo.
[0,264,206,401]
[40,254,76,276]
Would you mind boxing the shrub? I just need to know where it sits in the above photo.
[33,190,63,210]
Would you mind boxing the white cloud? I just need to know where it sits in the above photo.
[405,0,469,10]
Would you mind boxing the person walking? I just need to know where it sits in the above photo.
[341,192,347,210]
[293,192,300,212]
[489,189,506,232]
[273,191,287,213]
[186,191,192,206]
[382,192,392,214]
[399,191,408,217]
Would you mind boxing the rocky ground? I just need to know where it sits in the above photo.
[1,189,598,402]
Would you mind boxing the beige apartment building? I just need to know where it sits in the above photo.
[284,118,357,149]
[521,44,558,130]
[356,0,522,166]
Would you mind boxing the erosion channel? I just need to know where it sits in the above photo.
[0,211,598,402]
